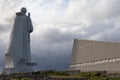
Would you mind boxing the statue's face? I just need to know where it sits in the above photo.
[21,7,27,14]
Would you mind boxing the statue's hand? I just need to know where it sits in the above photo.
[28,13,30,17]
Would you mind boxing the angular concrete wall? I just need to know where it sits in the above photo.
[70,39,120,72]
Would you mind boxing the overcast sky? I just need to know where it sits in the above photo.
[0,0,120,72]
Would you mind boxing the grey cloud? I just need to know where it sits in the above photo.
[32,49,71,70]
[41,28,81,43]
[0,24,11,32]
[85,21,114,38]
[104,0,120,17]
[91,0,120,19]
[90,27,120,42]
[30,25,81,70]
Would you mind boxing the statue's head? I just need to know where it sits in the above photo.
[21,7,27,14]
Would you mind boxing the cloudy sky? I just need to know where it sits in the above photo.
[0,0,120,71]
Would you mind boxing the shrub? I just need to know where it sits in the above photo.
[21,78,31,80]
[79,71,102,77]
[89,77,106,80]
[108,78,120,80]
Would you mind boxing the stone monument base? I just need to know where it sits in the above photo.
[3,61,37,74]
[2,68,16,74]
[3,67,34,74]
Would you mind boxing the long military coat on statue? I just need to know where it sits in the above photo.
[5,12,33,71]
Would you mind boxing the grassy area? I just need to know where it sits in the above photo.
[51,75,81,78]
[78,71,105,77]
[108,78,120,80]
[40,70,68,76]
[11,78,31,80]
[4,71,120,80]
[89,77,106,80]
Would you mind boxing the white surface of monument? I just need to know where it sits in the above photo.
[3,7,37,74]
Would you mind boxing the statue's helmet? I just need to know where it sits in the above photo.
[21,7,27,14]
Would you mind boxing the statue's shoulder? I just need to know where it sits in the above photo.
[16,12,26,16]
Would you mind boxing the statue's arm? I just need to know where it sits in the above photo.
[27,13,33,33]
